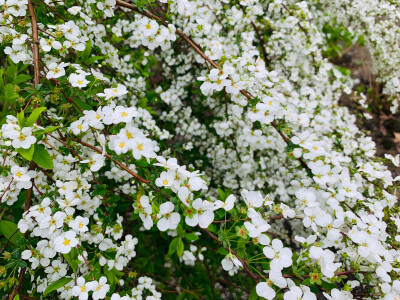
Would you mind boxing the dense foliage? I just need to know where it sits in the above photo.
[1,0,400,299]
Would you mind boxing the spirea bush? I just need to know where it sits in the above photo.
[1,0,400,299]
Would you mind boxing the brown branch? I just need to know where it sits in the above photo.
[9,2,40,298]
[29,0,40,88]
[201,228,260,283]
[72,139,171,200]
[251,21,268,64]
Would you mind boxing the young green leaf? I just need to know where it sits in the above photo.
[168,237,179,256]
[33,125,61,135]
[32,144,53,169]
[184,233,199,241]
[17,145,35,161]
[82,40,92,61]
[13,74,32,84]
[25,107,46,127]
[176,238,184,257]
[17,110,25,128]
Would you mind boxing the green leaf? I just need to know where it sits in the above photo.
[217,188,226,201]
[184,233,199,241]
[82,41,92,61]
[86,55,106,65]
[218,247,229,256]
[17,260,27,268]
[73,98,92,112]
[249,287,258,300]
[13,295,20,300]
[17,110,24,127]
[168,237,179,256]
[44,277,73,295]
[320,280,337,291]
[32,144,53,169]
[13,74,32,84]
[63,247,79,272]
[33,125,60,135]
[25,107,46,127]
[17,145,35,161]
[0,220,24,245]
[177,238,184,257]
[5,83,18,100]
[92,184,107,196]
[176,224,184,237]
[0,69,4,95]
[5,65,17,83]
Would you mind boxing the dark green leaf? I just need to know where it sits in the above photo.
[0,220,24,245]
[218,247,229,255]
[44,277,73,295]
[73,98,92,112]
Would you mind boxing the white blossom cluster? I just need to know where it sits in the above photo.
[2,0,400,299]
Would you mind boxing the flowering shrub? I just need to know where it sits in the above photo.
[1,0,400,299]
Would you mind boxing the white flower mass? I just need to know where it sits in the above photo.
[1,0,400,299]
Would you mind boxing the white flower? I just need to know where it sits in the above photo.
[256,282,276,299]
[6,126,36,149]
[46,62,69,79]
[70,120,89,135]
[221,253,243,271]
[69,216,89,233]
[97,84,127,100]
[185,199,215,228]
[263,239,292,270]
[72,277,95,300]
[45,259,68,281]
[69,73,90,88]
[215,194,236,211]
[11,166,32,189]
[155,170,175,188]
[284,285,316,300]
[157,202,180,231]
[241,189,264,208]
[323,289,354,300]
[54,230,79,254]
[68,6,82,15]
[92,277,110,300]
